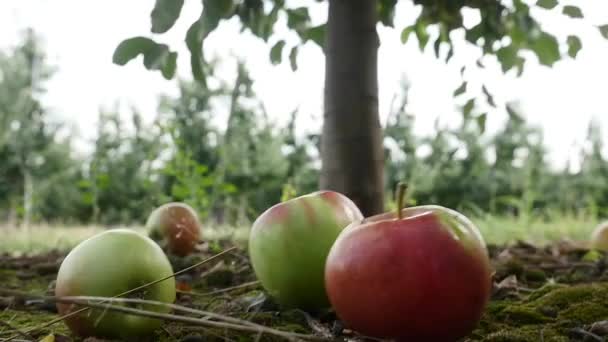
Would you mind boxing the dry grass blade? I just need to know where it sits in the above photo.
[2,247,237,342]
[177,280,261,297]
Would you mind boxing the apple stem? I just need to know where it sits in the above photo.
[396,182,408,220]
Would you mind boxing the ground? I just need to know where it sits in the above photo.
[0,222,607,341]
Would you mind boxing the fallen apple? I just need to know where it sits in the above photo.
[590,221,608,251]
[146,202,202,256]
[55,228,176,339]
[325,183,493,341]
[248,190,363,310]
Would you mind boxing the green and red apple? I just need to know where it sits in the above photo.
[248,190,363,310]
[55,228,176,339]
[325,184,493,341]
[146,202,202,256]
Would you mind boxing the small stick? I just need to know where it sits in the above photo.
[51,296,325,341]
[396,182,408,219]
[177,280,260,297]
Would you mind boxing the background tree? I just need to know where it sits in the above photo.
[113,0,606,216]
[0,29,71,226]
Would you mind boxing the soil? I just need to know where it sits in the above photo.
[1,238,607,342]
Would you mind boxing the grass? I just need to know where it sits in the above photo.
[0,213,602,254]
[473,213,600,246]
[0,223,250,254]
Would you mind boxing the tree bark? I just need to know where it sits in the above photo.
[322,0,385,216]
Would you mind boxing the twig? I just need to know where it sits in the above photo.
[177,280,260,297]
[3,247,237,342]
[56,296,263,329]
[52,296,325,341]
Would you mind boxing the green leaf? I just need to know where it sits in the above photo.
[530,32,560,66]
[161,51,177,79]
[506,104,523,122]
[445,44,454,62]
[150,0,184,34]
[201,0,223,38]
[112,37,177,79]
[476,113,487,134]
[463,98,475,118]
[289,46,299,71]
[113,37,156,65]
[599,25,608,39]
[567,35,582,58]
[270,40,285,65]
[496,45,518,72]
[415,23,430,51]
[400,26,415,44]
[378,0,398,27]
[286,7,311,32]
[186,19,205,82]
[536,0,558,10]
[563,5,583,18]
[433,38,441,58]
[301,24,325,49]
[482,85,496,107]
[453,81,467,97]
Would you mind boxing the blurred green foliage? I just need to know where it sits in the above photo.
[0,29,607,227]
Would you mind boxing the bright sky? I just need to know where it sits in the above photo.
[1,1,607,170]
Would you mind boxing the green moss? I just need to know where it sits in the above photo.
[522,268,546,282]
[495,305,553,324]
[0,269,53,292]
[0,309,71,338]
[502,259,525,277]
[524,283,568,301]
[527,283,608,309]
[559,302,608,322]
[471,282,608,341]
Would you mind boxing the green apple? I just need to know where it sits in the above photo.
[248,190,363,310]
[590,221,608,251]
[55,228,176,339]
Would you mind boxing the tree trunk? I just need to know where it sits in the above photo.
[321,0,385,216]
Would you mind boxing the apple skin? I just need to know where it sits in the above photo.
[55,228,176,339]
[590,221,608,251]
[146,202,202,256]
[248,190,363,310]
[325,205,493,341]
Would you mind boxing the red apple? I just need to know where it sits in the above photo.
[325,185,492,341]
[590,221,608,251]
[248,190,363,310]
[55,228,176,339]
[146,202,202,256]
